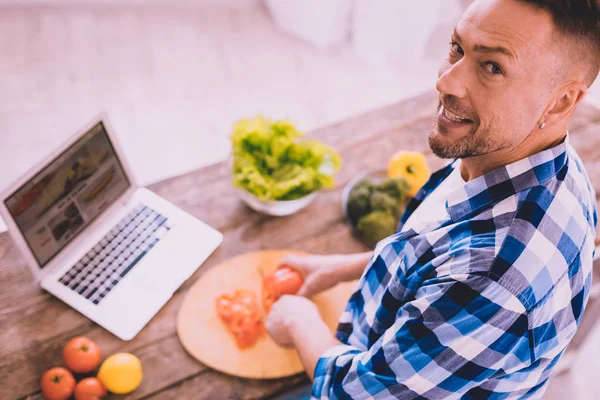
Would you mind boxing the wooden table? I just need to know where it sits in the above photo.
[2,91,599,400]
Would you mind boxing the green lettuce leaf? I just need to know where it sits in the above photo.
[230,115,342,201]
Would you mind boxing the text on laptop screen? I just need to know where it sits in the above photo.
[5,122,131,267]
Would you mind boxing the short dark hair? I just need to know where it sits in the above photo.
[519,0,600,86]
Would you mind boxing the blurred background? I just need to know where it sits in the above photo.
[0,0,460,196]
[1,0,599,224]
[0,2,599,397]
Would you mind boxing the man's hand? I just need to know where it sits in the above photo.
[265,295,322,348]
[266,295,342,380]
[279,252,373,298]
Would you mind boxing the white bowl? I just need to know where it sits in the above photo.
[235,187,318,217]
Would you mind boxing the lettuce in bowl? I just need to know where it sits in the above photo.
[230,116,342,201]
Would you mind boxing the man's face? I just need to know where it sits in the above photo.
[430,0,558,159]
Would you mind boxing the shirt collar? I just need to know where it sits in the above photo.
[445,135,570,222]
[397,159,457,230]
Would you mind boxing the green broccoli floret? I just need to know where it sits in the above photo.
[377,177,411,199]
[347,186,372,226]
[356,211,397,246]
[369,191,398,214]
[353,179,376,194]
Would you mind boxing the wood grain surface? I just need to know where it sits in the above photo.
[1,91,599,400]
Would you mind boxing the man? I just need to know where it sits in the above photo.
[266,0,599,398]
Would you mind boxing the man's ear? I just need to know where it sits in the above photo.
[542,81,587,127]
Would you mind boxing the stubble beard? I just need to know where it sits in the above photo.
[428,117,479,159]
[428,115,512,159]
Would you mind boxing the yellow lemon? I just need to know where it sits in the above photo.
[97,353,143,394]
[388,151,430,197]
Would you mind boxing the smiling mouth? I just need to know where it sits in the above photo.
[441,106,473,123]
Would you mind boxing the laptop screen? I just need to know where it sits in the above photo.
[4,122,131,267]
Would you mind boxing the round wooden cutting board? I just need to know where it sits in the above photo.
[176,250,358,379]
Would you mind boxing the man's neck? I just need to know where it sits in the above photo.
[459,128,568,182]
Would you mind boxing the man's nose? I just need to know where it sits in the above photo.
[436,62,468,99]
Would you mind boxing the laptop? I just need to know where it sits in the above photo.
[0,114,223,340]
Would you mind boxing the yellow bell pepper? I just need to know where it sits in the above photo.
[387,151,430,197]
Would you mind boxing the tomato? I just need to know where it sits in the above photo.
[262,267,304,312]
[74,377,107,400]
[234,324,260,349]
[235,289,258,306]
[215,289,265,349]
[63,336,102,373]
[230,313,263,349]
[229,313,256,333]
[262,279,277,313]
[215,294,234,323]
[268,267,304,295]
[40,367,75,400]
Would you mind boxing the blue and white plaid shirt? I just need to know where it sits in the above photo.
[313,137,597,399]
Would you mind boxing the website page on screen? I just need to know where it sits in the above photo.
[5,122,130,267]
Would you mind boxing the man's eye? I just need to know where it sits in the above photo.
[450,41,464,55]
[484,62,503,75]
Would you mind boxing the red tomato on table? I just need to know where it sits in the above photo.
[40,367,75,400]
[63,336,102,373]
[74,377,107,400]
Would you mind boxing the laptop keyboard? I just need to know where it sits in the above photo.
[59,203,172,305]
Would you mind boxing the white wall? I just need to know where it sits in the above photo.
[0,0,260,7]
